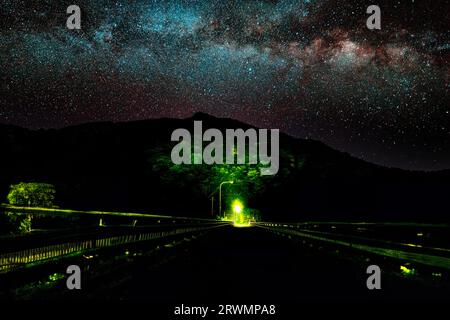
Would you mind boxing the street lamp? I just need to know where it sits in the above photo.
[219,180,233,218]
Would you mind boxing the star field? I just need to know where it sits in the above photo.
[0,0,449,170]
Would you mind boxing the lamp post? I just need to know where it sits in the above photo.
[219,180,234,218]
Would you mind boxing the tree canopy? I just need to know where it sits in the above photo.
[7,182,56,208]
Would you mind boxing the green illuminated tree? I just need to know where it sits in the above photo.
[146,144,301,217]
[5,182,56,233]
[147,147,271,211]
[7,182,56,207]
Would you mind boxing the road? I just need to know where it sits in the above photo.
[54,225,449,302]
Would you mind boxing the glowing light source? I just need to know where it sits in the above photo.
[231,199,252,227]
[232,199,243,223]
[400,265,416,276]
[233,202,242,214]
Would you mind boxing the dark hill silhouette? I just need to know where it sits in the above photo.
[0,113,449,222]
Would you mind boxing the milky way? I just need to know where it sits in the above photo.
[0,0,449,170]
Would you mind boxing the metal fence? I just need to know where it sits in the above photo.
[0,224,224,273]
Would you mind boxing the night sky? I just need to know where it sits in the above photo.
[0,0,449,170]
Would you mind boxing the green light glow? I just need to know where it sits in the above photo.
[230,199,254,227]
[232,199,244,224]
[400,265,416,276]
[233,221,252,228]
[233,202,243,214]
[48,273,64,282]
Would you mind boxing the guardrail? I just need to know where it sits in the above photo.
[0,222,228,273]
[0,204,218,223]
[0,204,225,255]
[256,222,450,270]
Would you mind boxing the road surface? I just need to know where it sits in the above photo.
[50,225,449,302]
